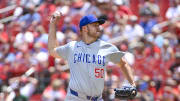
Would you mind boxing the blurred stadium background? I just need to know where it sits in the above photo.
[0,0,179,101]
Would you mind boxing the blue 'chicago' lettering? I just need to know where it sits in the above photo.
[74,53,77,63]
[78,53,82,62]
[98,55,101,64]
[86,54,91,63]
[73,53,105,66]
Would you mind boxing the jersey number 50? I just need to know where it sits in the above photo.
[95,68,104,78]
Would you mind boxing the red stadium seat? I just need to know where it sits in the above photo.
[29,94,42,101]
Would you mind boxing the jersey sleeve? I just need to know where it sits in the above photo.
[55,41,75,60]
[105,45,126,63]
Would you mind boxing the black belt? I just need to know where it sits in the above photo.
[70,88,99,101]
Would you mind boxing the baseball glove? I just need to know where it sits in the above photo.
[114,86,137,100]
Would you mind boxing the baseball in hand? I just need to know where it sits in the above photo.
[50,11,62,24]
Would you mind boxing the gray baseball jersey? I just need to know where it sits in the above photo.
[55,39,125,97]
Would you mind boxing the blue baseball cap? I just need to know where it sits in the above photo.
[79,14,105,30]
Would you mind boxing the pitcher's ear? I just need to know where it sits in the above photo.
[82,26,88,32]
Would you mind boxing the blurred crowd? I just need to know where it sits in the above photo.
[0,0,179,101]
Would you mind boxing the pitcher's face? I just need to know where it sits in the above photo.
[86,22,101,38]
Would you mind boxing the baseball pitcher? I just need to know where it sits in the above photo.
[48,11,137,101]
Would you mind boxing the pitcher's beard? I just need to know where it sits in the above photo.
[87,31,102,40]
[86,26,101,40]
